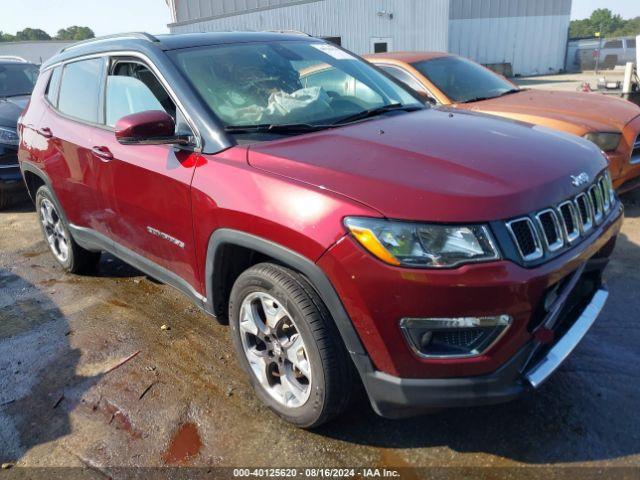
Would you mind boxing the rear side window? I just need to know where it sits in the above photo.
[45,67,62,106]
[379,65,428,94]
[628,39,636,49]
[58,58,104,123]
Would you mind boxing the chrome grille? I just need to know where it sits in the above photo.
[506,172,616,263]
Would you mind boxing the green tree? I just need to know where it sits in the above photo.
[570,8,640,39]
[14,28,51,41]
[0,31,16,42]
[610,16,640,37]
[55,26,95,41]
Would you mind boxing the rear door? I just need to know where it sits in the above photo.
[40,57,112,236]
[92,57,201,292]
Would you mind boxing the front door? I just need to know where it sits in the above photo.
[94,58,201,293]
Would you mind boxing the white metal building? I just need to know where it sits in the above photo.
[166,0,571,76]
[0,41,74,65]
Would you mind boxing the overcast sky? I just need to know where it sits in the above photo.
[572,0,638,19]
[1,0,638,37]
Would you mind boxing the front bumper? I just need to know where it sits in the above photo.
[0,146,26,196]
[318,204,623,417]
[357,286,608,418]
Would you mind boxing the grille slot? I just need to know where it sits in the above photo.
[535,209,564,252]
[575,193,594,233]
[589,185,604,224]
[598,177,610,211]
[558,201,580,243]
[506,218,542,261]
[505,173,616,263]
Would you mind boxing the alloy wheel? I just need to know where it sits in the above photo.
[238,292,312,408]
[40,198,69,263]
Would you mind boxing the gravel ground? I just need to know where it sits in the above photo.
[0,189,639,478]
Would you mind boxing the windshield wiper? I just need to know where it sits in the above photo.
[331,103,423,125]
[224,123,331,134]
[464,88,521,103]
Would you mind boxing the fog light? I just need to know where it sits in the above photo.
[400,315,512,358]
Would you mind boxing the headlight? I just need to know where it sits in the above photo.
[0,126,19,147]
[584,132,621,152]
[344,217,500,268]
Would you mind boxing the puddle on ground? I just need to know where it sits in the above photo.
[162,422,202,464]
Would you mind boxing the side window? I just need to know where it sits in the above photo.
[300,66,383,106]
[379,65,427,94]
[105,76,164,127]
[106,61,189,134]
[628,39,636,49]
[58,58,104,123]
[604,40,623,49]
[45,67,62,106]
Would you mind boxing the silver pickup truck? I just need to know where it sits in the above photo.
[577,36,637,70]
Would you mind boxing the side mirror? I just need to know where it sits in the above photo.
[115,110,191,146]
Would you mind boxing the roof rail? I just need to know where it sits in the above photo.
[264,30,312,37]
[0,55,28,63]
[59,32,160,53]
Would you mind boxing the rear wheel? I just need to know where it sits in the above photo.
[36,186,101,273]
[229,263,356,428]
[604,55,617,70]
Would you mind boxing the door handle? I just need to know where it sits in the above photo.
[37,127,53,138]
[91,146,113,162]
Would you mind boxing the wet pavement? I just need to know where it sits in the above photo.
[1,192,640,475]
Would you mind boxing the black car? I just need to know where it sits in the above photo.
[0,58,39,209]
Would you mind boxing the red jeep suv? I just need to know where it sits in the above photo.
[18,32,623,427]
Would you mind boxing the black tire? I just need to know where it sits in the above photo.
[229,263,356,428]
[35,185,101,274]
[604,55,617,70]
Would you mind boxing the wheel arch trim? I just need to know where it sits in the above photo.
[20,163,70,226]
[205,229,367,357]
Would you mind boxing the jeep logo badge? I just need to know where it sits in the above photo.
[571,173,590,187]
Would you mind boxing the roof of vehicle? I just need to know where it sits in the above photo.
[0,56,35,65]
[365,51,452,63]
[41,31,321,70]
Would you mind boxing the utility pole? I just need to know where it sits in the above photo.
[595,23,604,74]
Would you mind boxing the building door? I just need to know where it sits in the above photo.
[371,37,393,54]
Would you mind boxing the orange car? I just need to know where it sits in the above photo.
[366,52,640,193]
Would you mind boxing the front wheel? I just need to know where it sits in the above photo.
[229,263,356,428]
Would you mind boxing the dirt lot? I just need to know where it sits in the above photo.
[1,189,640,478]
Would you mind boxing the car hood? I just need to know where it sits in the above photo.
[0,95,30,129]
[461,89,640,133]
[247,108,608,222]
